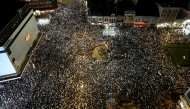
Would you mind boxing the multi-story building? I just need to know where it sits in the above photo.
[18,0,58,12]
[156,2,181,28]
[124,10,135,26]
[87,0,190,28]
[118,0,135,26]
[0,1,42,82]
[134,1,160,27]
[179,88,190,109]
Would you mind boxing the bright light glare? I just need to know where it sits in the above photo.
[105,24,109,29]
[182,24,190,35]
[182,19,190,24]
[103,27,119,36]
[37,19,50,25]
[0,47,4,51]
[0,53,16,76]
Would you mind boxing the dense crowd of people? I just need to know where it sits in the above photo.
[0,2,190,109]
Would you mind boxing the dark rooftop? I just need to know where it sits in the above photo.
[0,1,27,32]
[117,9,125,15]
[87,0,107,9]
[176,8,190,19]
[185,1,190,11]
[117,0,135,10]
[135,2,160,17]
[107,4,116,16]
[155,1,185,7]
[89,7,104,16]
[88,0,117,16]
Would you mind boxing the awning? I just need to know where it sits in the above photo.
[134,22,147,26]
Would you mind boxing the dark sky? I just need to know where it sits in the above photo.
[137,0,190,10]
[138,0,189,5]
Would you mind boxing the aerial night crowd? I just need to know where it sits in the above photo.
[0,2,190,109]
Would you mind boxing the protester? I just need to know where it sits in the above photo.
[0,2,189,109]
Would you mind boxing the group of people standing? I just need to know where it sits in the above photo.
[0,2,190,109]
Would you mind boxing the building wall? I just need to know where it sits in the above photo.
[91,16,96,22]
[124,13,135,26]
[135,16,159,26]
[96,16,104,25]
[104,16,110,24]
[3,10,33,50]
[87,16,92,22]
[116,15,124,25]
[158,7,180,24]
[9,14,39,68]
[109,16,116,26]
[150,17,159,25]
[87,16,104,25]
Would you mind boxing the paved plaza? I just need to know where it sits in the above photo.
[0,2,190,109]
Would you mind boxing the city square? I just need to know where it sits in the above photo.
[1,1,190,109]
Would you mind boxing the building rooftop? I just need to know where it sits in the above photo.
[176,8,190,19]
[0,1,27,33]
[135,2,159,16]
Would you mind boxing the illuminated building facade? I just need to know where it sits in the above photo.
[156,2,180,28]
[179,88,190,109]
[124,10,135,26]
[87,0,190,28]
[0,1,41,82]
[18,0,58,12]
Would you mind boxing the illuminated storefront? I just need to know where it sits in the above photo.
[134,22,147,27]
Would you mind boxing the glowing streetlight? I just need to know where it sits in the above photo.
[105,24,109,29]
